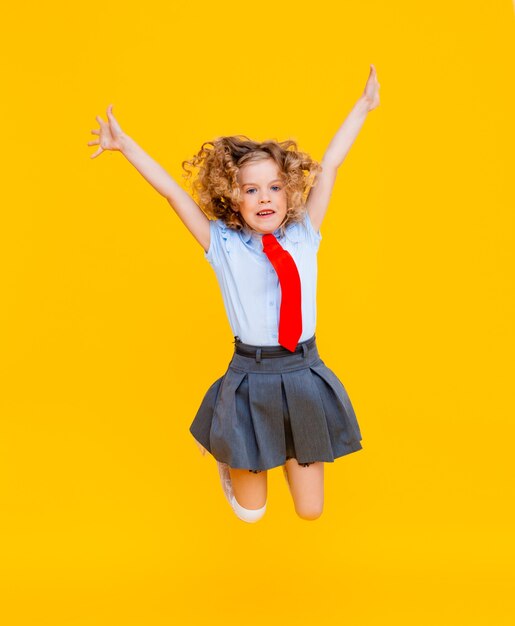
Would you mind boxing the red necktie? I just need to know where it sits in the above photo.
[262,233,302,352]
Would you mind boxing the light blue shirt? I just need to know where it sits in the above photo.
[204,210,322,346]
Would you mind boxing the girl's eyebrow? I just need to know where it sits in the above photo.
[241,178,283,187]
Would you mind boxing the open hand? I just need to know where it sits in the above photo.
[88,104,125,158]
[362,64,380,111]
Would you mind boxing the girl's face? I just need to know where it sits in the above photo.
[235,158,288,235]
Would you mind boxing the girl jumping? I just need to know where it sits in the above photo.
[88,64,380,523]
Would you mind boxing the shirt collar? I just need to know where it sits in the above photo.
[240,223,285,244]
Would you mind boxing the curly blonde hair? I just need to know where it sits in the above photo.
[181,135,322,237]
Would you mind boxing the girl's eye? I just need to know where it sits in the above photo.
[245,186,281,194]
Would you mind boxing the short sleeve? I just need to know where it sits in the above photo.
[304,211,322,249]
[204,219,224,265]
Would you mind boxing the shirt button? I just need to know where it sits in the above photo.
[269,301,274,306]
[271,332,277,338]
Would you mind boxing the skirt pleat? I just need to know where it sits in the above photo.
[209,369,246,463]
[247,373,286,469]
[281,368,334,463]
[309,362,363,448]
[189,335,363,471]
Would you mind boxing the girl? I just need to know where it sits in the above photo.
[88,64,380,523]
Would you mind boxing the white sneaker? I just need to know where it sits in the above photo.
[216,460,235,505]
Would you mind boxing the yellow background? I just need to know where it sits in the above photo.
[1,1,514,624]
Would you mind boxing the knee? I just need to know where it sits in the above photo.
[295,504,324,521]
[230,495,267,523]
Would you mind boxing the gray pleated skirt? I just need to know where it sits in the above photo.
[189,334,363,472]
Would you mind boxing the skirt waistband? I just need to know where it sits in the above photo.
[233,334,317,361]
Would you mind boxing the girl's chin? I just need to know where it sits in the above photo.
[254,225,277,235]
[252,217,281,232]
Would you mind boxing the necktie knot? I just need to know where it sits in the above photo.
[262,232,280,251]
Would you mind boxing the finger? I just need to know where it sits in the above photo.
[90,146,103,158]
[95,115,106,127]
[91,129,99,135]
[87,139,99,146]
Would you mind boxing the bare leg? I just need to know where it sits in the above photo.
[229,467,268,509]
[284,459,324,520]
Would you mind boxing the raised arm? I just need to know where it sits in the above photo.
[88,105,211,253]
[305,64,380,233]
